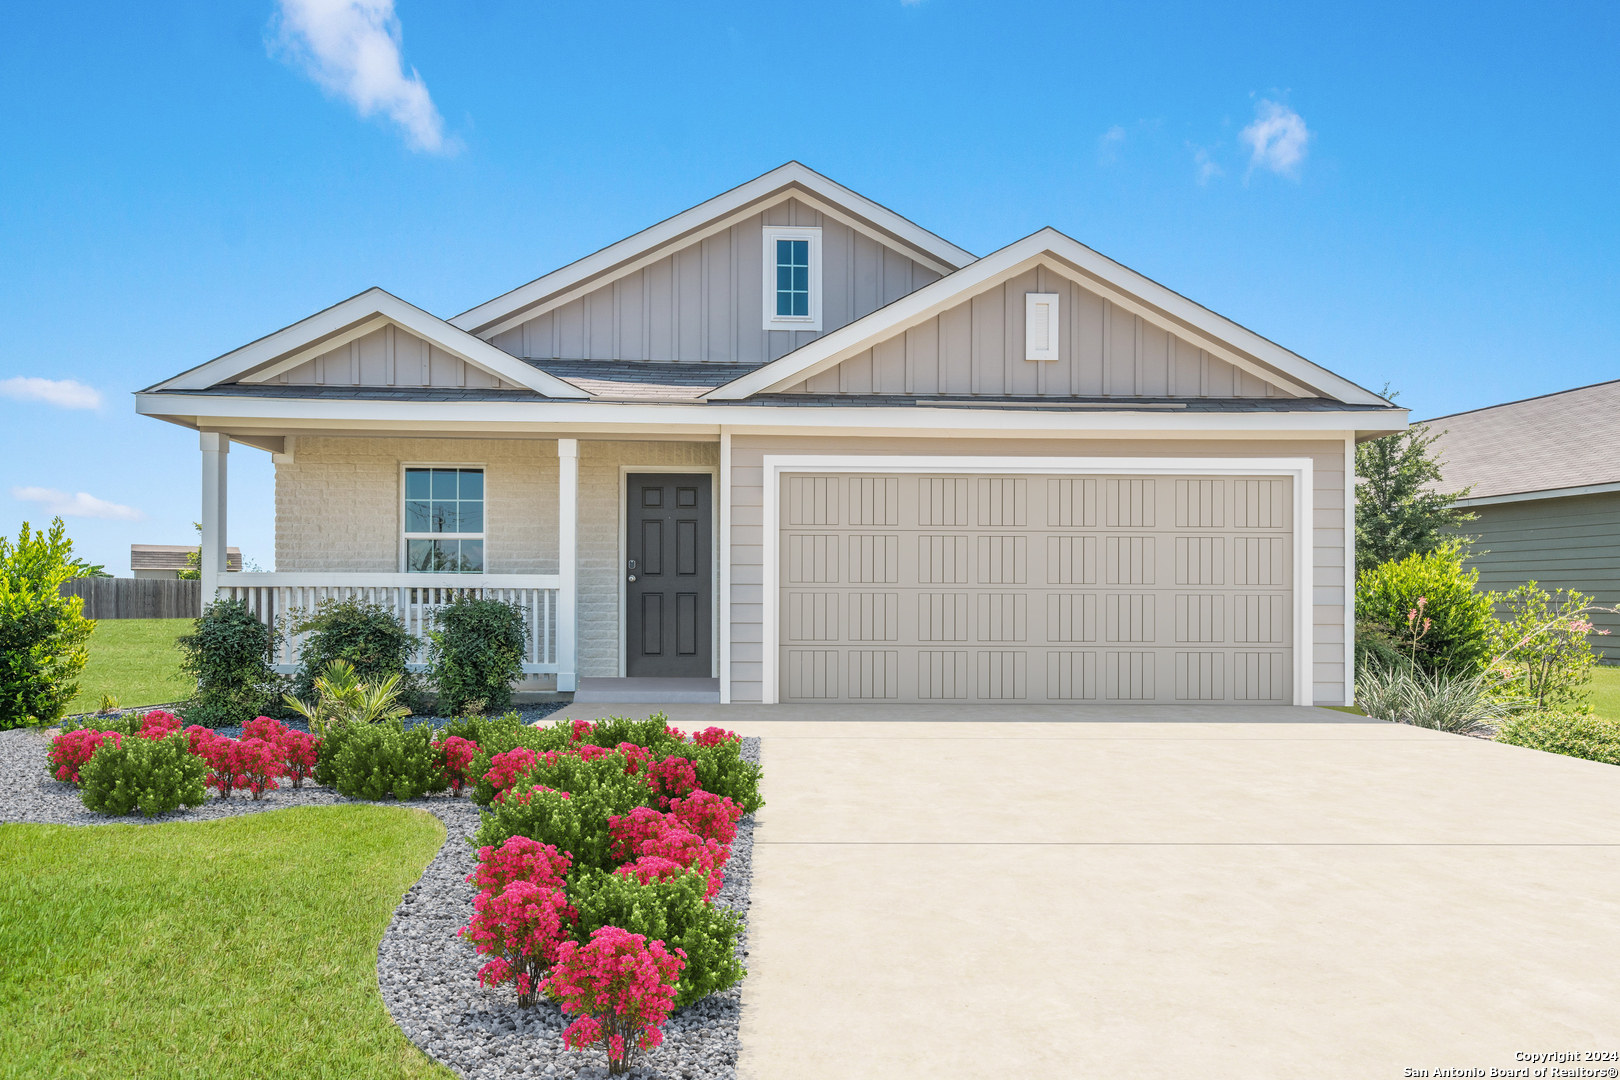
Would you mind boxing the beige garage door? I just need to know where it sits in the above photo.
[778,472,1294,704]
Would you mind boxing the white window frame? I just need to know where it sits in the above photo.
[761,226,823,332]
[1025,292,1060,361]
[400,462,488,574]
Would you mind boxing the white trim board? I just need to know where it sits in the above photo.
[708,229,1390,406]
[1452,481,1620,507]
[451,162,975,339]
[617,466,721,680]
[756,454,1315,708]
[149,288,589,399]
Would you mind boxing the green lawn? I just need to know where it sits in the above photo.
[67,618,194,715]
[1587,664,1620,723]
[0,804,452,1079]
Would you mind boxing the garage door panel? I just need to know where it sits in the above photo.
[779,471,1293,704]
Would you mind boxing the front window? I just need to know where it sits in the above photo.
[404,467,484,572]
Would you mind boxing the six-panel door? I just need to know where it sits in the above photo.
[778,473,1293,703]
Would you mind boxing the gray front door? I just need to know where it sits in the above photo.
[626,473,712,678]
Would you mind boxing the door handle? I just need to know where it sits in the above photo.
[627,575,637,582]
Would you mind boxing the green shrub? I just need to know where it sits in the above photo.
[287,598,423,711]
[464,716,573,807]
[1488,583,1601,711]
[1355,664,1514,735]
[177,598,284,727]
[324,719,448,800]
[473,752,652,871]
[567,868,745,1008]
[0,518,96,728]
[1356,547,1496,676]
[685,739,764,815]
[1495,710,1620,766]
[79,732,208,817]
[576,715,689,757]
[427,597,527,716]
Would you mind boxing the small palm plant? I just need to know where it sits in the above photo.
[282,659,410,738]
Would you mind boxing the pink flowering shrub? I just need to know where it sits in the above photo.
[691,726,738,749]
[545,926,685,1075]
[485,747,540,799]
[667,789,744,846]
[236,737,285,799]
[468,835,573,896]
[136,710,183,740]
[436,735,481,796]
[643,756,699,807]
[187,730,283,799]
[576,743,609,763]
[569,719,596,743]
[459,880,570,1008]
[241,715,288,743]
[664,723,688,743]
[183,724,216,757]
[48,728,121,784]
[615,742,653,775]
[608,806,727,900]
[279,729,321,788]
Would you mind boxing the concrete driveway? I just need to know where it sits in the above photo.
[559,703,1620,1079]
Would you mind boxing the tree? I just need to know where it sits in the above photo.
[0,518,97,728]
[1354,389,1477,572]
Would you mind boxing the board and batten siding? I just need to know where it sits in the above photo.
[487,199,941,366]
[725,434,1349,705]
[777,265,1291,399]
[275,326,514,389]
[1461,492,1620,661]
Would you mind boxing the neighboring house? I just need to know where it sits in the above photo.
[134,162,1405,706]
[1427,379,1620,658]
[130,544,242,579]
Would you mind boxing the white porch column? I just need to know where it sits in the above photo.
[556,438,579,693]
[718,430,731,703]
[199,431,229,600]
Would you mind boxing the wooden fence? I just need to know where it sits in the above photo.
[59,578,201,620]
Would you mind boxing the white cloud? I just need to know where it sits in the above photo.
[1240,99,1310,178]
[1193,147,1224,185]
[12,487,144,521]
[272,0,455,154]
[0,377,102,410]
[1098,125,1126,165]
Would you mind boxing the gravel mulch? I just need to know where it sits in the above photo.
[0,721,759,1080]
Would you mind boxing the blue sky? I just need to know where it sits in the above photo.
[2,1,1616,573]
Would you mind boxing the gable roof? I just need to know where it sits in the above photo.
[145,288,589,398]
[448,161,977,340]
[705,227,1390,406]
[1427,379,1620,501]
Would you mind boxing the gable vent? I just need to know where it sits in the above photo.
[1025,292,1060,361]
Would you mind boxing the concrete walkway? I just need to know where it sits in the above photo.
[560,703,1620,1079]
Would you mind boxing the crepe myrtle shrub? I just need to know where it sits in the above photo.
[1356,546,1497,677]
[573,715,691,758]
[243,714,322,788]
[436,735,481,796]
[460,880,571,1009]
[468,834,574,896]
[326,718,448,801]
[286,596,424,710]
[78,731,208,817]
[426,596,528,716]
[1495,710,1620,767]
[177,597,285,728]
[0,518,96,729]
[667,789,745,847]
[474,772,652,875]
[545,926,686,1076]
[566,868,744,1009]
[47,728,120,784]
[608,807,728,901]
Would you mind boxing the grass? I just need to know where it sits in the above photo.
[67,618,194,715]
[0,804,452,1079]
[1587,664,1620,724]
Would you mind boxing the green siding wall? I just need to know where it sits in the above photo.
[1461,491,1620,660]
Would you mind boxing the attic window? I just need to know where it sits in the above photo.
[762,226,822,331]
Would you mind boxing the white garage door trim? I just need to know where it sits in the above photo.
[761,455,1315,707]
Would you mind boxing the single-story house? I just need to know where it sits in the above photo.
[135,162,1405,706]
[1427,379,1620,658]
[131,543,242,579]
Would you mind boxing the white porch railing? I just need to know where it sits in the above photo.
[215,573,563,675]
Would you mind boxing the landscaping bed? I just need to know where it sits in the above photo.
[1,712,762,1079]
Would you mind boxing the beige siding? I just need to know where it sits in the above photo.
[275,437,559,573]
[726,434,1348,705]
[576,440,720,677]
[780,266,1292,399]
[489,198,941,366]
[279,326,512,389]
